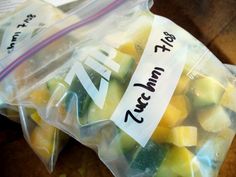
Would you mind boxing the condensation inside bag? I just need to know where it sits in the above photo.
[0,0,235,177]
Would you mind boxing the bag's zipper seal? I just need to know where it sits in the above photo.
[0,0,125,81]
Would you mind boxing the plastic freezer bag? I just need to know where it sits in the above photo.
[19,106,69,172]
[0,0,235,177]
[0,0,76,172]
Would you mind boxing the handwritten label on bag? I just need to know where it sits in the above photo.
[6,14,37,54]
[111,16,189,147]
[0,2,63,56]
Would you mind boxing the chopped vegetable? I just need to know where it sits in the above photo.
[160,95,190,127]
[30,123,56,162]
[29,85,50,105]
[151,126,170,143]
[190,77,225,107]
[166,147,200,177]
[220,84,236,112]
[30,111,43,126]
[88,80,124,123]
[198,106,231,133]
[167,126,197,147]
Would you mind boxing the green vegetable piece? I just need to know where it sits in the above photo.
[112,51,136,83]
[191,77,224,107]
[87,80,124,123]
[198,106,231,133]
[128,141,168,176]
[66,65,100,118]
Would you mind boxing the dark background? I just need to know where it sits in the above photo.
[0,0,236,177]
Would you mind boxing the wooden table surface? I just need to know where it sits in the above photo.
[0,0,236,177]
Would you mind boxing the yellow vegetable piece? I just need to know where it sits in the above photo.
[198,106,231,133]
[104,14,152,61]
[118,41,139,62]
[167,126,197,147]
[151,126,170,144]
[174,74,191,94]
[166,147,200,177]
[30,112,42,126]
[220,84,236,112]
[160,95,190,128]
[30,123,56,162]
[29,85,50,105]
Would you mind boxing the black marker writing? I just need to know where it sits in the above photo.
[124,67,165,124]
[7,14,36,54]
[154,32,176,53]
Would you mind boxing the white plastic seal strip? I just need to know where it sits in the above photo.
[0,0,25,14]
[111,15,191,147]
[43,0,78,7]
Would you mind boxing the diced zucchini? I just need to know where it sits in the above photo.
[159,95,190,128]
[166,147,200,177]
[119,131,137,152]
[167,126,197,147]
[46,77,69,94]
[29,85,50,105]
[112,51,136,83]
[153,159,179,177]
[174,74,191,94]
[220,84,236,112]
[104,14,153,60]
[30,123,56,162]
[30,112,43,126]
[118,41,139,62]
[128,141,168,177]
[198,106,231,133]
[151,126,170,144]
[66,65,101,118]
[190,77,225,107]
[87,80,124,123]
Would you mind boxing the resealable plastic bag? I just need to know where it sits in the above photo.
[0,0,77,172]
[0,0,235,177]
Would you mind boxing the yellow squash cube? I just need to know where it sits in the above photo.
[29,85,50,105]
[167,126,197,147]
[30,123,56,162]
[118,41,139,62]
[198,106,231,133]
[159,95,190,128]
[166,147,200,177]
[30,111,43,126]
[220,84,236,112]
[151,126,170,144]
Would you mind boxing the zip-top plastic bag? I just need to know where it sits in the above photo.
[0,0,235,177]
[0,0,83,172]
